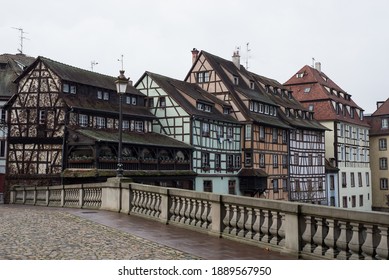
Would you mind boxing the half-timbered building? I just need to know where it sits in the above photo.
[136,72,242,194]
[250,73,327,204]
[5,57,195,190]
[0,53,35,202]
[284,63,372,210]
[186,49,290,199]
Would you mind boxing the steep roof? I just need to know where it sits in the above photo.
[284,64,368,127]
[0,53,35,99]
[144,71,238,123]
[371,98,389,117]
[367,98,389,136]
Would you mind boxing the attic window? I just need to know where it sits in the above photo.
[70,85,77,94]
[197,102,212,112]
[296,72,304,78]
[197,71,210,83]
[63,83,70,93]
[223,107,230,114]
[304,87,311,93]
[233,76,239,85]
[308,104,314,111]
[250,81,255,89]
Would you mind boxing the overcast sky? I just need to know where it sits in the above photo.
[1,0,388,113]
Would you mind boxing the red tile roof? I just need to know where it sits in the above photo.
[371,98,389,117]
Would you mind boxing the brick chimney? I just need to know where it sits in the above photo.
[191,48,199,64]
[232,50,240,68]
[315,62,322,72]
[377,101,385,109]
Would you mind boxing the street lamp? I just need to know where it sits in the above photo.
[115,70,129,177]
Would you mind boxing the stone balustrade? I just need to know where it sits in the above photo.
[9,177,389,260]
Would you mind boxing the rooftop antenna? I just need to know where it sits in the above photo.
[245,42,251,69]
[117,54,124,71]
[312,57,315,67]
[12,27,29,54]
[91,60,98,71]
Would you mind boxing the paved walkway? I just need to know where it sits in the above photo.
[0,204,296,260]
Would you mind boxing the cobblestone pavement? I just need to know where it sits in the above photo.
[0,205,198,260]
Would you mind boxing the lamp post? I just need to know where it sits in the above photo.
[115,70,129,177]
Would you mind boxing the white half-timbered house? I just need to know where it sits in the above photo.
[6,57,195,190]
[284,63,372,210]
[186,49,291,199]
[136,72,242,194]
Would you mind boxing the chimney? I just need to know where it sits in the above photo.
[314,62,321,72]
[191,48,199,64]
[377,101,385,109]
[232,50,240,68]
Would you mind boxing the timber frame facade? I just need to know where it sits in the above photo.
[136,72,242,195]
[284,63,372,210]
[185,50,293,199]
[5,57,195,192]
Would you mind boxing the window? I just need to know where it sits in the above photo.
[308,153,313,165]
[342,172,347,187]
[380,157,388,170]
[359,195,363,207]
[296,72,304,78]
[282,155,288,168]
[317,154,323,166]
[223,107,230,114]
[366,172,370,187]
[0,108,5,123]
[379,139,387,150]
[273,154,278,168]
[233,76,239,85]
[203,180,213,192]
[264,105,269,114]
[234,155,241,169]
[380,178,388,190]
[96,117,105,129]
[227,127,233,139]
[39,110,46,124]
[259,126,265,140]
[97,91,103,99]
[272,128,278,143]
[227,154,234,168]
[197,71,210,83]
[215,154,221,169]
[63,83,70,93]
[342,196,348,208]
[282,130,287,143]
[352,195,356,208]
[351,172,355,187]
[318,178,323,191]
[0,140,5,157]
[122,120,129,130]
[201,152,210,168]
[202,122,210,137]
[159,97,166,108]
[103,92,109,100]
[282,178,288,191]
[228,180,236,195]
[216,125,224,138]
[330,196,335,206]
[259,153,265,168]
[245,124,252,140]
[70,85,76,94]
[358,172,362,187]
[79,114,88,127]
[330,175,335,190]
[294,153,299,165]
[382,118,389,129]
[245,152,252,166]
[135,121,144,132]
[273,179,279,193]
[304,87,311,93]
[250,81,255,89]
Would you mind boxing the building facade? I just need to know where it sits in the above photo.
[284,63,372,211]
[366,99,389,212]
[136,71,242,194]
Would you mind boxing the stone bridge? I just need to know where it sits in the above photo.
[9,177,389,260]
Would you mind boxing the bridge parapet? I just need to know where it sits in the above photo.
[9,179,389,260]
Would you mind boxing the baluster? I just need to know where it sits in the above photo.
[149,193,156,216]
[190,199,198,226]
[302,215,315,253]
[169,195,177,221]
[376,226,389,260]
[260,210,271,243]
[222,203,231,234]
[361,224,375,260]
[324,218,338,259]
[132,190,140,213]
[269,211,280,245]
[245,207,254,240]
[140,191,147,214]
[174,196,182,222]
[348,222,362,260]
[336,220,350,259]
[184,198,192,225]
[229,205,238,236]
[206,202,212,229]
[179,197,187,223]
[202,201,210,229]
[252,209,261,241]
[278,212,285,247]
[144,193,151,215]
[237,206,246,237]
[312,217,326,256]
[195,200,203,227]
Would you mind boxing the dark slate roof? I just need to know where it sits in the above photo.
[238,168,268,177]
[77,129,193,149]
[0,53,35,99]
[145,72,239,123]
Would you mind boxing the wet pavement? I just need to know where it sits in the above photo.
[0,204,296,260]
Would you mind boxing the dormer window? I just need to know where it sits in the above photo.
[264,105,269,114]
[97,91,102,99]
[223,107,231,114]
[126,96,137,105]
[304,87,311,93]
[103,92,109,100]
[159,96,166,108]
[296,72,304,78]
[197,102,212,112]
[63,83,70,93]
[250,81,255,89]
[70,85,77,94]
[233,76,239,85]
